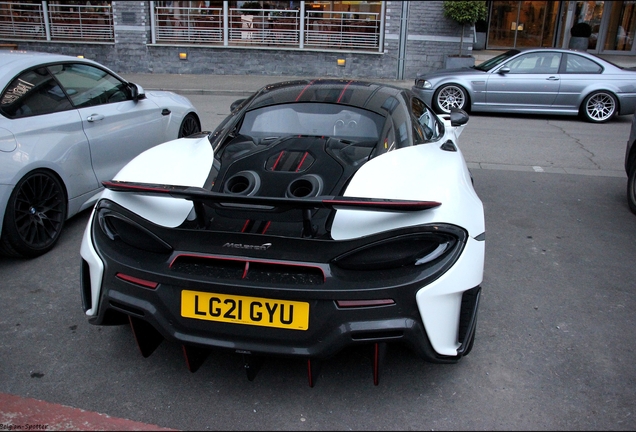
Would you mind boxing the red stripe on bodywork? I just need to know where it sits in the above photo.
[337,81,353,103]
[295,80,317,101]
[272,151,285,170]
[296,152,309,172]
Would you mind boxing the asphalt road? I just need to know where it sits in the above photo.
[1,96,635,431]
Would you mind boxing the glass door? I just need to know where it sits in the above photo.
[603,0,636,52]
[487,1,559,49]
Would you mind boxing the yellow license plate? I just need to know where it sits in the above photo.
[181,290,309,330]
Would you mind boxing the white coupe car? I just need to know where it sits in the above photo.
[0,50,200,258]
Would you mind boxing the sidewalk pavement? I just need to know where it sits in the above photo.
[0,392,176,431]
[119,52,636,96]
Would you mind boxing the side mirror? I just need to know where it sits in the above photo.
[497,66,511,74]
[450,108,469,126]
[128,82,146,101]
[230,98,246,112]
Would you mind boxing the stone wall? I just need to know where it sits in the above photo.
[14,1,465,80]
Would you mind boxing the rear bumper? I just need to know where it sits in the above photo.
[80,201,484,362]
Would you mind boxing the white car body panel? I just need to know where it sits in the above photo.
[108,135,214,226]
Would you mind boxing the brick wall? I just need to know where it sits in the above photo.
[15,1,465,80]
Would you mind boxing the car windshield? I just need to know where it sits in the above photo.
[474,49,520,71]
[239,102,384,142]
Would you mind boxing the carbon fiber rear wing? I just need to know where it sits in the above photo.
[103,180,441,237]
[102,180,441,212]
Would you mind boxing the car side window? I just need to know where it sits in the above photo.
[562,54,603,74]
[0,67,74,119]
[51,63,130,108]
[504,52,561,74]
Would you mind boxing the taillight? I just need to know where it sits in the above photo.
[332,233,454,271]
[97,209,173,254]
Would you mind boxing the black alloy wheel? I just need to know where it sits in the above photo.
[0,170,67,258]
[178,113,201,138]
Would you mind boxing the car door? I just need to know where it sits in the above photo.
[0,66,98,201]
[484,52,562,110]
[551,53,604,111]
[51,63,170,184]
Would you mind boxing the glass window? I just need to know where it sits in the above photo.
[51,63,129,108]
[504,52,561,73]
[0,67,73,119]
[563,53,602,73]
[239,102,383,141]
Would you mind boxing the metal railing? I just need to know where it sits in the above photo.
[0,2,46,40]
[227,8,300,46]
[155,5,223,44]
[48,2,113,41]
[304,11,380,49]
[153,5,381,52]
[0,1,113,42]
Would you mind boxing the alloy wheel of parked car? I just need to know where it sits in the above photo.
[0,170,67,258]
[434,84,468,114]
[628,163,636,215]
[178,113,201,138]
[582,91,617,123]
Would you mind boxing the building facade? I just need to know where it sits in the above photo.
[0,1,634,80]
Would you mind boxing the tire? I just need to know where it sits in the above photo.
[628,161,636,215]
[433,84,468,114]
[178,113,201,138]
[0,170,67,258]
[581,91,617,123]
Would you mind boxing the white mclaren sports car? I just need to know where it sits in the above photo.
[80,79,485,386]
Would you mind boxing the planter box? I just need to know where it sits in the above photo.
[473,32,486,50]
[445,55,475,69]
[568,36,589,51]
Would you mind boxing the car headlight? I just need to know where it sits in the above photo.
[414,79,432,89]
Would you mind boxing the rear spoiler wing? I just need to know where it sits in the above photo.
[103,180,441,236]
[103,180,441,212]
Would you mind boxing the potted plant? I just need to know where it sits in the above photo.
[443,0,488,68]
[568,21,592,51]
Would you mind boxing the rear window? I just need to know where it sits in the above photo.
[239,102,384,142]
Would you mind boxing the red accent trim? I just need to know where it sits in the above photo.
[242,262,249,279]
[241,219,251,233]
[271,151,285,170]
[295,80,316,101]
[336,299,395,308]
[260,221,271,234]
[337,80,353,103]
[323,198,441,209]
[103,181,171,193]
[116,273,158,289]
[295,152,309,172]
[169,253,327,282]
